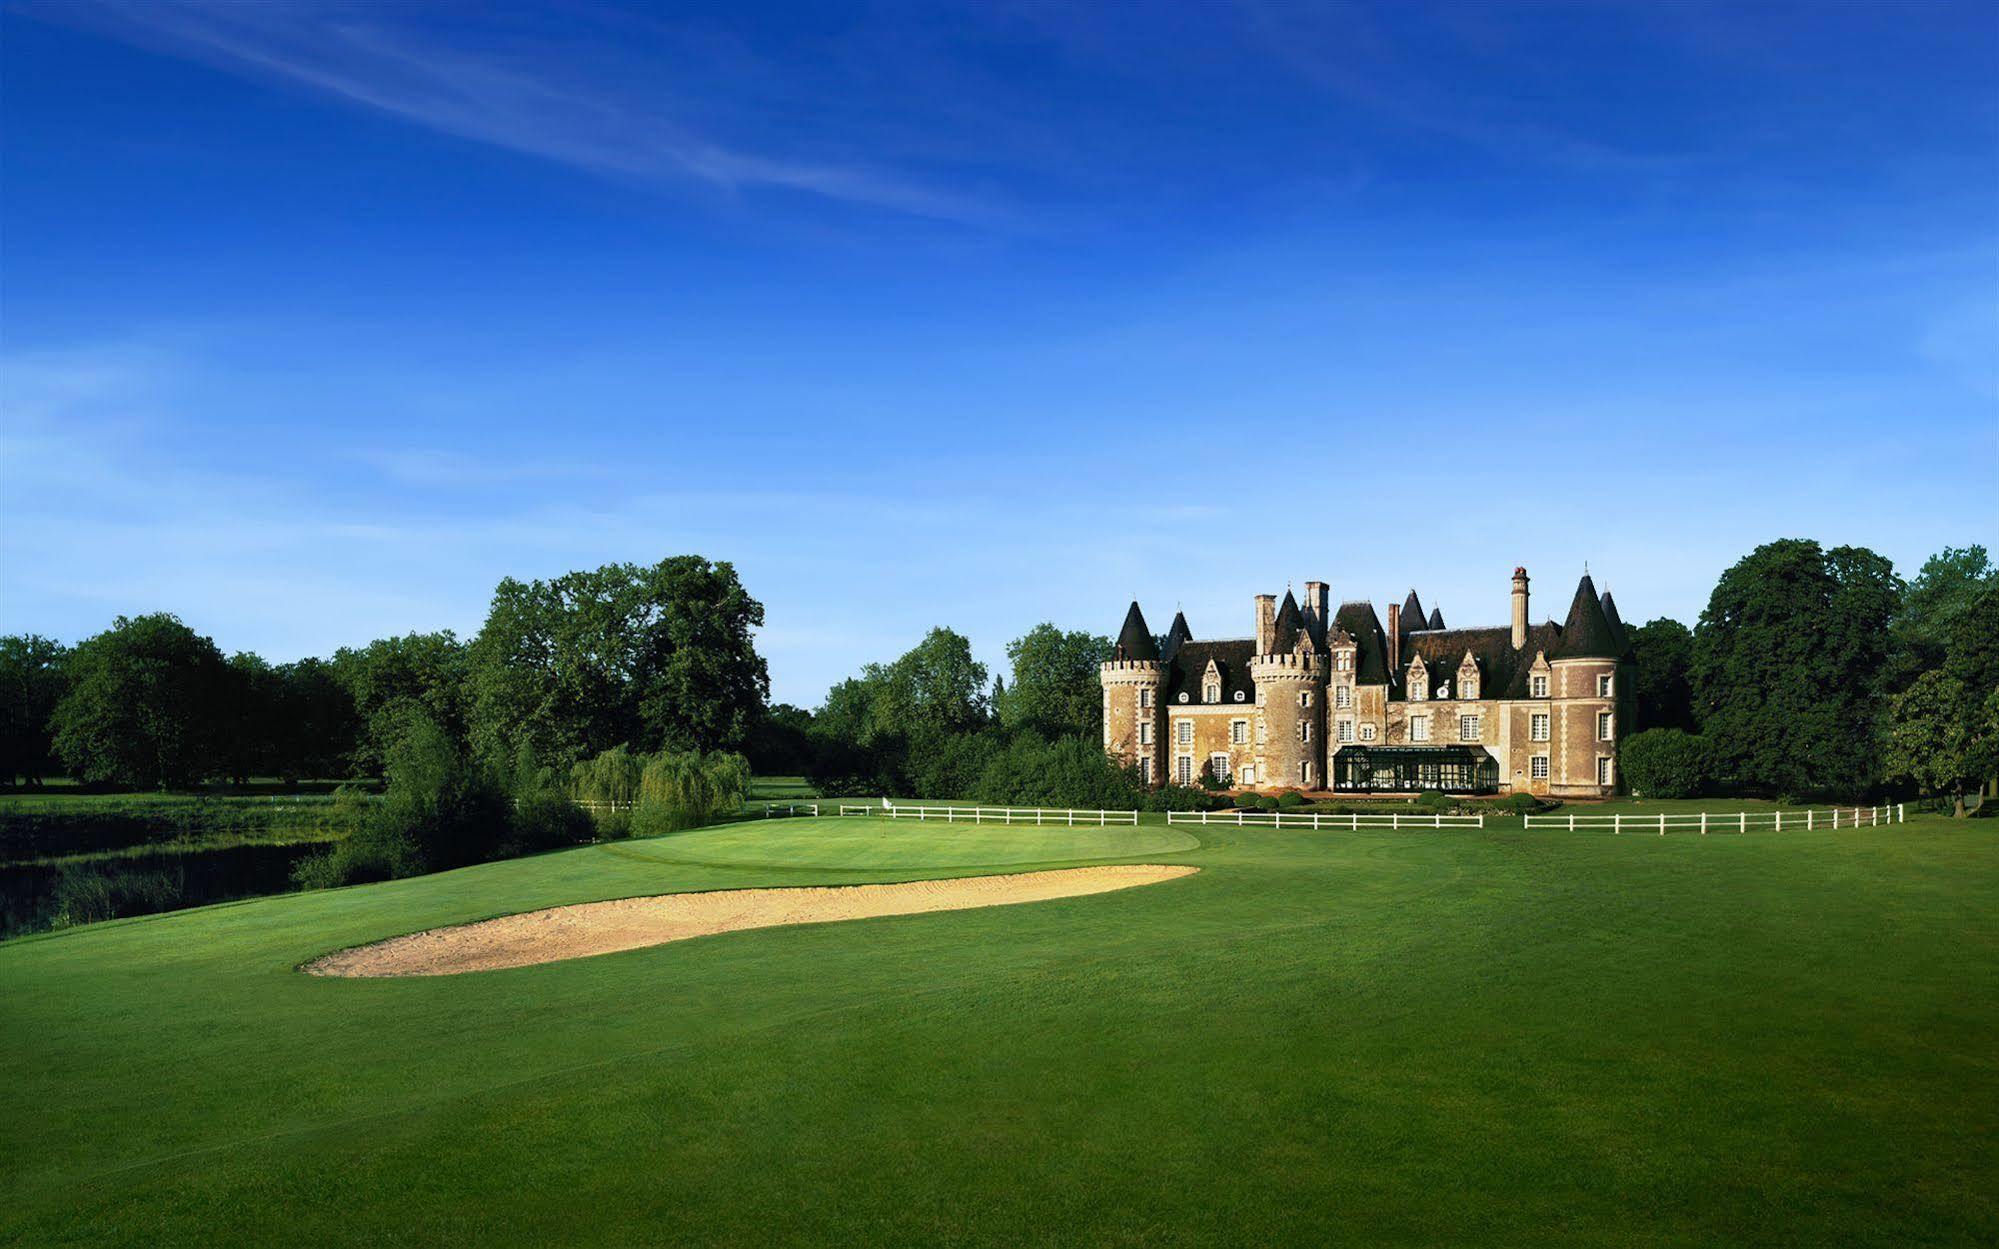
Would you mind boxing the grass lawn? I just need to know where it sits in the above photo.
[1,810,1992,1246]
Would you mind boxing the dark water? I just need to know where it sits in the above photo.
[0,841,332,938]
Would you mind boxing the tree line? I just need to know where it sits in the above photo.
[1619,541,1998,804]
[0,556,770,791]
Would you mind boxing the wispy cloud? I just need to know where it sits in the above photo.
[32,0,1004,225]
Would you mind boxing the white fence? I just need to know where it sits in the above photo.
[757,802,819,818]
[1523,804,1905,835]
[843,804,1139,827]
[1167,809,1484,830]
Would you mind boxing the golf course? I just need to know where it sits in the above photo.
[3,807,1993,1246]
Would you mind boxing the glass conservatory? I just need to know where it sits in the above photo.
[1330,746,1500,794]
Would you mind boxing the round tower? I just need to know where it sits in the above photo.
[1251,651,1323,790]
[1100,657,1163,784]
[1102,601,1165,785]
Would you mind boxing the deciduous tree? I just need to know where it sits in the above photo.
[51,614,232,789]
[0,634,69,786]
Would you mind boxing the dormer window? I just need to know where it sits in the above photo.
[1408,668,1427,701]
[1336,651,1353,672]
[1204,682,1220,704]
[1530,674,1548,698]
[1461,678,1478,700]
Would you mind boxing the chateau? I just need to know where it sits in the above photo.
[1101,569,1633,797]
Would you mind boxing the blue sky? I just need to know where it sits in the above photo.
[2,0,1994,705]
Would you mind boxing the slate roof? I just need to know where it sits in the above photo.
[1599,592,1626,649]
[1427,607,1446,630]
[1162,611,1193,664]
[1270,591,1309,653]
[1401,623,1564,700]
[1332,601,1393,684]
[1400,590,1425,640]
[1114,602,1158,662]
[1162,639,1258,705]
[1555,575,1627,659]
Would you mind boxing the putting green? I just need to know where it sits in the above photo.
[605,814,1201,871]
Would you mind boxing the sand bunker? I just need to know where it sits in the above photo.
[305,864,1198,977]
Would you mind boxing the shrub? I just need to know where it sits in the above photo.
[1492,792,1553,815]
[1141,783,1217,813]
[975,735,1148,810]
[1276,790,1306,810]
[1620,729,1711,799]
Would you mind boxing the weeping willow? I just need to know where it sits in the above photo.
[632,750,752,835]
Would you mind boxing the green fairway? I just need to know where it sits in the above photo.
[2,812,1993,1247]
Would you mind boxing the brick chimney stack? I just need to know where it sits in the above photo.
[1254,594,1276,654]
[1304,581,1328,631]
[1386,602,1401,673]
[1511,567,1531,650]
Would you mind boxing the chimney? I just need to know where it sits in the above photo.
[1511,567,1530,650]
[1304,581,1327,630]
[1387,602,1401,673]
[1254,594,1276,654]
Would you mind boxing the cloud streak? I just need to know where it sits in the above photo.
[37,0,1004,225]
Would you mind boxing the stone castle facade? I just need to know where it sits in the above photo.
[1101,569,1633,798]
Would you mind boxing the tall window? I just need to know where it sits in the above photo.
[1298,721,1312,743]
[1257,719,1268,743]
[1176,755,1193,785]
[1204,682,1220,703]
[1137,723,1152,745]
[1410,715,1431,742]
[1461,677,1478,700]
[1142,758,1155,784]
[1176,720,1192,746]
[1409,673,1427,701]
[1300,689,1313,707]
[1597,712,1613,741]
[1459,715,1480,742]
[1597,674,1613,698]
[1230,719,1248,745]
[1597,756,1613,786]
[1210,754,1232,784]
[1531,755,1549,780]
[1335,684,1352,709]
[1530,713,1550,742]
[1337,718,1354,743]
[1336,651,1353,672]
[1301,761,1313,786]
[1139,688,1154,708]
[1530,674,1549,698]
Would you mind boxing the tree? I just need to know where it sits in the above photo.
[0,634,69,786]
[1882,672,1975,804]
[997,624,1111,741]
[1888,546,1996,689]
[1618,729,1710,798]
[1944,586,1999,796]
[1691,540,1903,797]
[50,614,233,789]
[466,557,769,769]
[866,627,989,742]
[1627,618,1695,733]
[331,631,469,777]
[271,657,361,780]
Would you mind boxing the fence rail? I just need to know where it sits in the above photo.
[844,804,1139,826]
[1523,804,1906,834]
[1167,809,1484,830]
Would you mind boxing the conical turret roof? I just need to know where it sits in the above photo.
[1555,575,1625,659]
[1270,590,1305,653]
[1114,601,1159,661]
[1426,606,1445,630]
[1599,591,1626,648]
[1401,590,1425,629]
[1162,611,1193,662]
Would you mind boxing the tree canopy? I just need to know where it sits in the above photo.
[1627,618,1695,733]
[1690,539,1902,797]
[50,614,233,789]
[0,634,68,786]
[996,624,1111,741]
[466,556,768,769]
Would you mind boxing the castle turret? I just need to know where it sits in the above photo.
[1251,591,1326,790]
[1550,573,1625,796]
[1101,602,1164,784]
